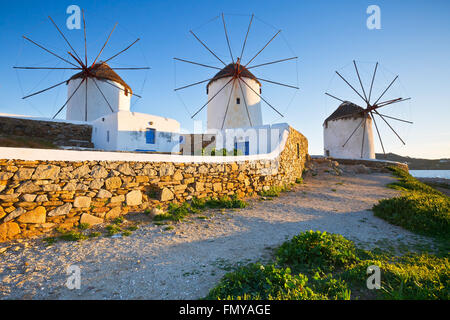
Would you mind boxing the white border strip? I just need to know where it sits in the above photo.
[0,128,290,163]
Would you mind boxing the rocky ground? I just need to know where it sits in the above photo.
[0,161,435,300]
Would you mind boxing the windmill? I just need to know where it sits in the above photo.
[174,13,299,131]
[323,61,412,159]
[14,9,149,122]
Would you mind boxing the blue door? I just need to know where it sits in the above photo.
[234,141,249,155]
[146,128,156,144]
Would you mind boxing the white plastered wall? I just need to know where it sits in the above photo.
[323,117,375,159]
[92,111,180,153]
[207,77,262,130]
[66,78,131,122]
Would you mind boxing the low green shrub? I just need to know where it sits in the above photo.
[207,230,448,300]
[88,232,102,238]
[259,185,293,197]
[113,216,124,225]
[154,196,249,223]
[77,223,90,230]
[276,230,359,272]
[373,166,450,240]
[309,272,351,300]
[59,230,87,242]
[259,186,283,197]
[106,224,122,236]
[205,263,321,300]
[205,195,247,209]
[373,192,449,238]
[387,167,443,196]
[341,253,450,300]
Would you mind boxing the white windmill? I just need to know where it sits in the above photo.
[14,10,148,122]
[14,10,181,153]
[324,61,413,159]
[174,13,299,131]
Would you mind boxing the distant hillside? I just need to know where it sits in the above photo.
[376,153,450,170]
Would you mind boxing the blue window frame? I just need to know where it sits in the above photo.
[234,141,249,156]
[146,128,156,144]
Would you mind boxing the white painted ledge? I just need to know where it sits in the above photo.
[0,127,290,164]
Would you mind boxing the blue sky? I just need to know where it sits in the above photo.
[0,0,449,158]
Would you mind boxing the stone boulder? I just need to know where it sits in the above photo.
[0,222,21,241]
[16,206,46,224]
[126,190,142,206]
[80,213,103,226]
[32,165,60,180]
[160,188,174,201]
[48,203,73,217]
[73,196,92,208]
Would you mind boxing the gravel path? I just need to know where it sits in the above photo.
[0,171,434,300]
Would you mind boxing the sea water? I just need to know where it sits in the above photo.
[409,170,450,179]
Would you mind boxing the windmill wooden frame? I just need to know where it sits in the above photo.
[325,60,413,157]
[14,9,149,120]
[174,13,299,129]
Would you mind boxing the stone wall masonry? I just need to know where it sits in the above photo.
[0,127,308,241]
[0,116,92,148]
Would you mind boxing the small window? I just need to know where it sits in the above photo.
[234,141,249,156]
[325,150,330,157]
[236,98,240,104]
[106,131,110,143]
[297,143,300,159]
[146,128,156,144]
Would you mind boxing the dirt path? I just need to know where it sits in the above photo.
[0,171,434,300]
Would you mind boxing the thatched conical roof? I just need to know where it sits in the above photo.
[68,62,132,94]
[207,63,261,88]
[324,101,369,125]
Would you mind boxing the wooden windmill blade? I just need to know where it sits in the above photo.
[16,8,150,120]
[221,78,237,129]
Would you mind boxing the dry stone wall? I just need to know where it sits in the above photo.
[0,116,92,148]
[0,127,308,241]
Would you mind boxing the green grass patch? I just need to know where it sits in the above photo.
[202,195,248,209]
[373,167,450,240]
[276,230,359,273]
[88,232,102,238]
[43,237,57,245]
[206,230,449,300]
[77,223,90,230]
[259,185,292,198]
[113,216,125,225]
[106,224,122,236]
[205,263,323,300]
[153,195,248,223]
[59,230,88,242]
